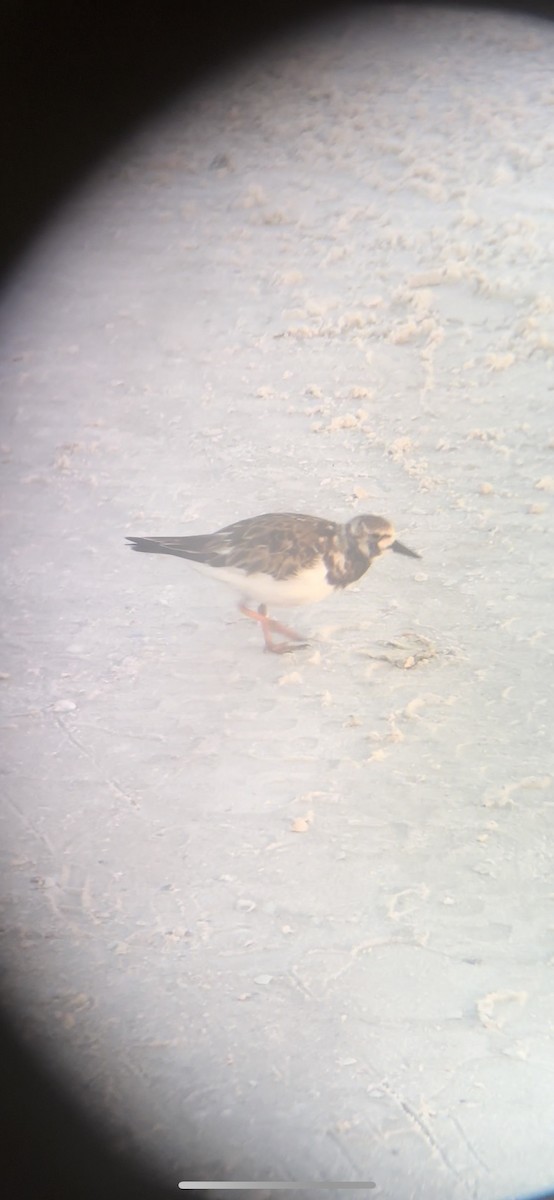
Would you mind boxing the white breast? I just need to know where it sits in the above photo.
[189,557,334,608]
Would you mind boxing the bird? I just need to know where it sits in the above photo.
[126,511,421,654]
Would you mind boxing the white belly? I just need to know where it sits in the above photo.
[189,557,334,608]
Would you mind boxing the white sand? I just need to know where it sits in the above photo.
[1,6,554,1197]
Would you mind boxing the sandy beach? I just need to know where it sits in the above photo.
[1,6,554,1197]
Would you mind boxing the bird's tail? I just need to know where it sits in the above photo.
[126,535,212,562]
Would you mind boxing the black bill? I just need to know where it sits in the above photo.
[391,539,421,559]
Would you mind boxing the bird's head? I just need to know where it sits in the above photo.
[347,514,421,562]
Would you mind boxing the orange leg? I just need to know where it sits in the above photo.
[239,604,307,654]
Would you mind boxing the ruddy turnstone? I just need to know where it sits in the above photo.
[127,512,421,654]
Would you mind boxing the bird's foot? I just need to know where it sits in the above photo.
[239,604,308,654]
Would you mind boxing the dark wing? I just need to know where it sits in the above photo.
[219,512,339,580]
[127,513,339,580]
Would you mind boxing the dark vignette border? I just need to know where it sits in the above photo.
[2,3,554,1198]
